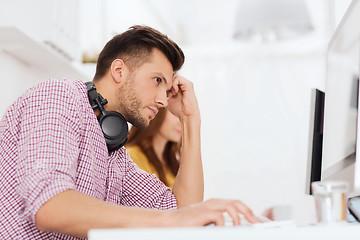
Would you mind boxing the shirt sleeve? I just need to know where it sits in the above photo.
[15,80,81,223]
[111,149,177,210]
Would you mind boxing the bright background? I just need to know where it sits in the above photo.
[0,0,354,224]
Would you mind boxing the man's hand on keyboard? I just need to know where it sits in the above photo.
[172,198,259,227]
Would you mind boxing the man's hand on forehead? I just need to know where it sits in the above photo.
[170,74,183,97]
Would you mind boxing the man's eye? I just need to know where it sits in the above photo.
[155,77,162,84]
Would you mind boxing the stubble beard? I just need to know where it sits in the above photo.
[115,75,148,129]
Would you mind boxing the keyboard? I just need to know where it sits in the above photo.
[205,214,297,228]
[225,219,297,228]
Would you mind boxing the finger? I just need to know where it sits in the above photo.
[172,75,191,96]
[211,212,225,226]
[203,199,257,225]
[257,215,271,223]
[200,210,224,227]
[224,205,241,226]
[233,201,258,223]
[262,207,274,221]
[171,75,180,95]
[168,90,182,105]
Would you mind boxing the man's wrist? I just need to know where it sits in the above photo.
[181,113,201,126]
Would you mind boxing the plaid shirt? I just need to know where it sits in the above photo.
[0,79,177,239]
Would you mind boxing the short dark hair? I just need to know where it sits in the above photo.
[93,25,185,81]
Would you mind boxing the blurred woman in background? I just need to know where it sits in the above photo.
[125,108,181,188]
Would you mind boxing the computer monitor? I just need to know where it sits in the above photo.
[306,89,325,195]
[320,0,360,196]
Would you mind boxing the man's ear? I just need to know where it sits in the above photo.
[110,59,126,83]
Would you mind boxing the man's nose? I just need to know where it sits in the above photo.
[156,91,168,108]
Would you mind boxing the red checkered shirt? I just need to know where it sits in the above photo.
[0,79,177,239]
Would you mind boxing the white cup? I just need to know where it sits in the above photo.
[311,181,348,224]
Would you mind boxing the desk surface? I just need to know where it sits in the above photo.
[89,223,360,240]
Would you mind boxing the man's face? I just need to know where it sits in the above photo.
[115,48,174,129]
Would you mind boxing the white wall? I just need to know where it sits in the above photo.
[0,0,90,115]
[0,53,48,114]
[178,41,325,224]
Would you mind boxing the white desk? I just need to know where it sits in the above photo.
[89,223,360,240]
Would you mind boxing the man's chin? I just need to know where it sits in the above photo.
[135,124,148,130]
[129,118,149,129]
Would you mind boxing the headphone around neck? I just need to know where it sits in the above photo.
[85,82,129,152]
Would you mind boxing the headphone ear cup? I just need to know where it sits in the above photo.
[98,111,129,152]
[85,81,128,152]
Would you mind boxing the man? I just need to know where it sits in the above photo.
[0,25,257,239]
